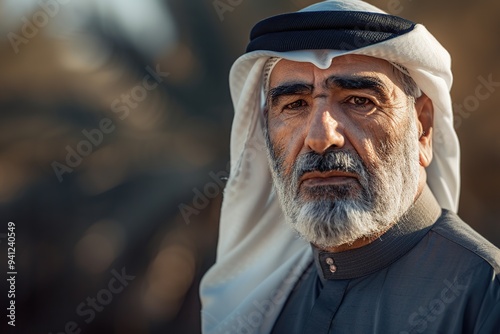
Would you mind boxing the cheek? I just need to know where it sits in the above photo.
[347,117,396,168]
[268,118,306,174]
[375,115,412,160]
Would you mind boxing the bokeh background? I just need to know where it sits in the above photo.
[0,0,498,333]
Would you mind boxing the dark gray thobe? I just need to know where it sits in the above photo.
[272,186,500,334]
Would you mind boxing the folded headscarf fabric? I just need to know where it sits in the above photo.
[200,1,460,333]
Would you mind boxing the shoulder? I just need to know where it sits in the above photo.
[411,211,500,332]
[428,209,500,274]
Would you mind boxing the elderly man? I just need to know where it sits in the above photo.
[200,1,500,333]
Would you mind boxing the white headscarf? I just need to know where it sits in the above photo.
[200,1,460,333]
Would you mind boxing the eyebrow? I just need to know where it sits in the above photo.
[267,83,313,107]
[267,75,389,107]
[325,75,389,101]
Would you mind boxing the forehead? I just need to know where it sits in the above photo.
[269,54,397,87]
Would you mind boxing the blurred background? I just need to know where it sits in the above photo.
[0,0,498,333]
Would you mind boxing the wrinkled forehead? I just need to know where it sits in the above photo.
[270,55,394,85]
[266,54,402,98]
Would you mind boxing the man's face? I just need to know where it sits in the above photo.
[264,55,422,249]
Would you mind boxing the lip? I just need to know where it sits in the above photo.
[300,170,359,187]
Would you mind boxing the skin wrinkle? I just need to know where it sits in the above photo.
[268,76,391,108]
[263,55,426,251]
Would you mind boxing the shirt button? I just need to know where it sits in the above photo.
[329,264,337,273]
[326,257,334,265]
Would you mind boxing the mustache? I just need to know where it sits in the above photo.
[294,150,366,179]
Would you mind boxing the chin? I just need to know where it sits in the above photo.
[288,198,390,249]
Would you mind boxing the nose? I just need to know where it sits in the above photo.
[305,108,345,154]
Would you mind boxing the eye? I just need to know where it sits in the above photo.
[285,99,307,110]
[348,96,371,106]
[344,96,376,112]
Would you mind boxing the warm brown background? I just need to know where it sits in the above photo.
[0,0,498,333]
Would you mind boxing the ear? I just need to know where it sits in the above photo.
[414,94,434,167]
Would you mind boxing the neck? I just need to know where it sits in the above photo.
[317,228,392,253]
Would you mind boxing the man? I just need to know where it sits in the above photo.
[200,1,500,333]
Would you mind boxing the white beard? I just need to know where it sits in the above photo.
[264,111,420,249]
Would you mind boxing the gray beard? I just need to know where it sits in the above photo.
[264,112,420,249]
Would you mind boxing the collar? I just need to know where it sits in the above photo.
[313,185,442,280]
